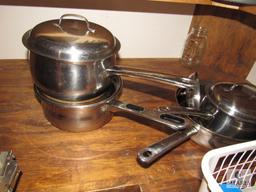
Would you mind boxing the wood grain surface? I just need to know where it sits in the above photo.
[190,5,256,79]
[0,59,242,192]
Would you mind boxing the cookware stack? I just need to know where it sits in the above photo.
[22,14,200,132]
[22,14,256,167]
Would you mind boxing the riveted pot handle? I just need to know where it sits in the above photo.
[106,67,201,110]
[108,100,191,131]
[59,14,95,34]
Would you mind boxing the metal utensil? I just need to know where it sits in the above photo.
[35,76,190,132]
[0,151,21,192]
[23,14,200,109]
[137,82,256,167]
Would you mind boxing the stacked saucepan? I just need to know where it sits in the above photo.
[22,14,200,132]
[23,14,256,166]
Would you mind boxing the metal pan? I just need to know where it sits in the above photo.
[34,76,191,132]
[23,14,200,109]
[137,82,256,167]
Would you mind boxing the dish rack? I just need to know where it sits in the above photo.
[199,141,256,192]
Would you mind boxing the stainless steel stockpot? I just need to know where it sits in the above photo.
[34,76,192,132]
[137,82,256,167]
[23,14,200,109]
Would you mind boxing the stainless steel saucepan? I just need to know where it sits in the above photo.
[137,82,256,167]
[23,14,200,109]
[34,76,191,132]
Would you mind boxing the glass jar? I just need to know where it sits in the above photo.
[180,26,208,69]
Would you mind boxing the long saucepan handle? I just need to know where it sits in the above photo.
[108,100,191,131]
[106,67,200,109]
[137,125,199,167]
[107,66,197,89]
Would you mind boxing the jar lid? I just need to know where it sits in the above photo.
[208,83,256,123]
[22,14,119,61]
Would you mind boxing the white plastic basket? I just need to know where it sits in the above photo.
[199,141,256,192]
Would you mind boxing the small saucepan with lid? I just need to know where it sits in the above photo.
[23,14,200,109]
[137,82,256,167]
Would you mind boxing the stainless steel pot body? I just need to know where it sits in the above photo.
[35,76,192,132]
[30,51,114,101]
[34,74,119,132]
[28,48,199,102]
[35,89,114,132]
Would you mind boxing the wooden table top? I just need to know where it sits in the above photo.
[0,59,240,192]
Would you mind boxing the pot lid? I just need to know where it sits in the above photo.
[209,83,256,123]
[22,14,119,61]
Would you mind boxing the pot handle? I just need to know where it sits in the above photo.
[137,125,199,167]
[58,14,95,34]
[106,67,200,109]
[108,100,191,131]
[107,66,197,89]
